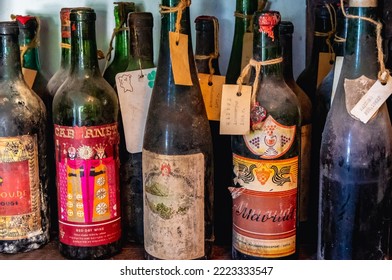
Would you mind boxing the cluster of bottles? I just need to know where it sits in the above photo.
[0,0,391,261]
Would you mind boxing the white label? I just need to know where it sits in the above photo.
[331,56,344,105]
[350,75,392,124]
[115,68,156,153]
[142,150,205,260]
[219,84,251,135]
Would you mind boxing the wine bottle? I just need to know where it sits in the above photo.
[382,0,392,121]
[103,1,135,88]
[53,7,122,259]
[279,21,313,244]
[120,11,155,244]
[142,0,214,260]
[318,0,392,260]
[225,0,258,84]
[0,21,49,253]
[194,15,232,246]
[231,11,301,259]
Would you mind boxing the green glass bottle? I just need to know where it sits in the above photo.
[120,12,155,244]
[103,1,135,88]
[231,11,301,260]
[225,0,258,84]
[143,0,214,260]
[0,21,49,253]
[53,7,122,260]
[319,0,392,260]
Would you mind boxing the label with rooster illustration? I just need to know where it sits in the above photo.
[231,154,298,258]
[54,123,121,247]
[244,115,296,159]
[0,135,42,240]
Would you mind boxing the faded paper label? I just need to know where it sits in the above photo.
[331,56,344,105]
[143,150,205,259]
[22,68,37,89]
[220,84,251,135]
[317,52,335,87]
[198,73,225,121]
[169,32,192,86]
[116,68,156,153]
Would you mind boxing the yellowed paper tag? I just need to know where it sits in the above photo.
[198,73,226,121]
[219,84,251,135]
[241,32,253,84]
[22,67,37,89]
[350,75,392,124]
[169,32,192,86]
[317,52,335,87]
[115,67,156,153]
[330,56,344,105]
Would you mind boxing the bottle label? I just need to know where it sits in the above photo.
[54,123,121,247]
[143,150,205,260]
[231,154,298,258]
[243,115,296,159]
[0,135,43,240]
[299,124,312,222]
[317,52,335,87]
[198,73,226,121]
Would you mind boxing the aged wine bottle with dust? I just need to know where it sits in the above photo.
[194,15,232,246]
[231,11,301,259]
[143,0,214,260]
[53,8,122,259]
[0,21,49,253]
[318,0,392,260]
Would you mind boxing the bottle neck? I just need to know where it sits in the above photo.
[60,17,71,69]
[280,32,294,81]
[70,20,100,76]
[195,20,220,75]
[0,33,23,80]
[113,16,129,61]
[19,28,40,70]
[129,25,154,65]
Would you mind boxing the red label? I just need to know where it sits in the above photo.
[55,123,121,247]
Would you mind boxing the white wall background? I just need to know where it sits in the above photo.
[0,0,306,80]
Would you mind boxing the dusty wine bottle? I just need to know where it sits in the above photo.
[231,11,301,259]
[142,0,214,260]
[0,21,49,253]
[52,7,122,259]
[318,0,392,260]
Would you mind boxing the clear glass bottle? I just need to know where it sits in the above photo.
[52,7,122,260]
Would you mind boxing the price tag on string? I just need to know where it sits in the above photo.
[169,32,192,86]
[198,73,226,121]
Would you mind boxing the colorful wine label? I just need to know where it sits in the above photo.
[143,150,205,260]
[0,135,42,240]
[54,123,121,247]
[231,154,298,258]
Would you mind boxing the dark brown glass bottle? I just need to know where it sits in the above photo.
[0,21,49,253]
[143,0,214,260]
[194,15,232,246]
[231,11,301,260]
[52,8,121,260]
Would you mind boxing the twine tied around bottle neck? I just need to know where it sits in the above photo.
[340,0,389,84]
[160,0,191,43]
[194,17,219,83]
[236,57,283,106]
[234,12,254,33]
[61,43,71,49]
[334,34,346,43]
[314,3,337,63]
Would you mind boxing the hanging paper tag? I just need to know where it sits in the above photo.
[22,67,37,89]
[198,73,226,121]
[350,75,392,124]
[115,67,157,153]
[169,32,192,86]
[317,52,335,87]
[240,32,253,84]
[330,56,344,105]
[219,84,251,135]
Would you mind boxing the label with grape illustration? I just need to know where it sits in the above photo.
[244,115,296,159]
[54,123,121,247]
[0,135,42,240]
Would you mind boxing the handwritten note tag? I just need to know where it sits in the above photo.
[198,73,226,121]
[115,67,157,153]
[219,84,251,135]
[350,75,392,124]
[169,32,192,86]
[22,67,37,89]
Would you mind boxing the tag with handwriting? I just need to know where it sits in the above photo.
[350,75,392,124]
[219,84,251,135]
[115,67,156,153]
[22,67,37,89]
[169,32,192,86]
[330,56,344,105]
[198,73,226,121]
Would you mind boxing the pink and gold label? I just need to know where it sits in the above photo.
[231,154,298,258]
[243,115,296,159]
[0,135,42,240]
[55,123,121,247]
